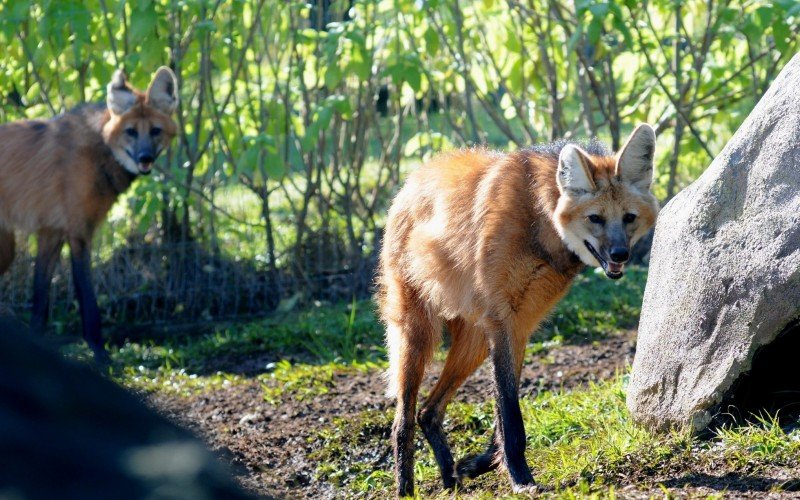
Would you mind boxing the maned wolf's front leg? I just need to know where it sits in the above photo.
[490,332,536,492]
[68,237,108,363]
[30,230,64,335]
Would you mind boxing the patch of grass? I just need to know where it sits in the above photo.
[262,358,383,404]
[715,414,800,469]
[312,407,394,491]
[540,266,648,345]
[171,298,385,366]
[94,299,383,385]
[313,375,800,497]
[57,299,385,398]
[119,365,249,397]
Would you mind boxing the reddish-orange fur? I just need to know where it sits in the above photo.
[0,84,176,254]
[378,128,659,496]
[0,67,178,359]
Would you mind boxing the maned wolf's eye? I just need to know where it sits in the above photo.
[150,127,162,136]
[623,213,637,224]
[125,127,138,138]
[587,214,605,225]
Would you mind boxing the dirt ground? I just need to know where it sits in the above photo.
[148,336,800,498]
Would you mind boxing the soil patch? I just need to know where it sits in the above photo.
[148,336,633,498]
[145,335,800,498]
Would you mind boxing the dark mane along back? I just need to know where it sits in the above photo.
[522,137,611,159]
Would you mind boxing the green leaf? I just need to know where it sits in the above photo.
[404,65,421,93]
[772,18,790,52]
[753,5,773,29]
[237,146,259,173]
[425,26,440,55]
[129,3,157,42]
[301,122,319,151]
[139,38,163,69]
[24,82,40,102]
[741,16,762,41]
[263,150,285,179]
[325,64,342,89]
[507,57,523,93]
[327,95,353,119]
[316,105,334,130]
[588,3,610,18]
[587,18,602,46]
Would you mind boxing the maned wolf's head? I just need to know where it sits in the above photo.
[102,67,179,175]
[553,124,660,279]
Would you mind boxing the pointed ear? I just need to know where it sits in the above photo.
[557,145,596,196]
[107,69,137,115]
[616,124,656,190]
[146,66,178,115]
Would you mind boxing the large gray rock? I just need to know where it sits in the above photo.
[627,54,800,432]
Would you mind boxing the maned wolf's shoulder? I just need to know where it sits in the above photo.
[57,103,109,137]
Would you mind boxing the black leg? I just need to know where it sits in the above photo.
[390,316,432,498]
[68,238,108,363]
[491,336,535,491]
[394,385,420,498]
[30,231,63,335]
[418,405,458,489]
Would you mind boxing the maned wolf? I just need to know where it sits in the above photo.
[0,67,179,361]
[377,125,659,496]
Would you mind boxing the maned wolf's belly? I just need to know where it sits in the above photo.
[0,194,69,235]
[414,267,481,322]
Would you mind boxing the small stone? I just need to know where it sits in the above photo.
[238,412,259,425]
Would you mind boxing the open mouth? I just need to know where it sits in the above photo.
[126,149,154,175]
[584,241,624,280]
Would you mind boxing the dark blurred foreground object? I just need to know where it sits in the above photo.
[0,308,257,500]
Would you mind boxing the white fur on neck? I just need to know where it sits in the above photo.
[553,195,602,267]
[110,146,140,175]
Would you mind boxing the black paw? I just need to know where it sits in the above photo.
[456,453,498,480]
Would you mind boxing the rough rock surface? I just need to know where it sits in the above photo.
[627,54,800,432]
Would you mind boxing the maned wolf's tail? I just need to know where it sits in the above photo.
[0,228,15,275]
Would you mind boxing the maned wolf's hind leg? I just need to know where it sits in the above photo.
[68,237,108,363]
[387,295,438,497]
[0,228,15,275]
[458,326,530,484]
[30,230,64,335]
[418,317,488,489]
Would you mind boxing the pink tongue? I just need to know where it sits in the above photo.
[608,262,624,273]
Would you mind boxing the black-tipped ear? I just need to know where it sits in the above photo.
[107,69,137,115]
[146,67,178,115]
[557,145,596,196]
[616,124,656,190]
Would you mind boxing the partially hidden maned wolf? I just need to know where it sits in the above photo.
[0,67,179,361]
[377,125,659,496]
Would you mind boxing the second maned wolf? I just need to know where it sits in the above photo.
[377,125,660,496]
[0,67,179,361]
